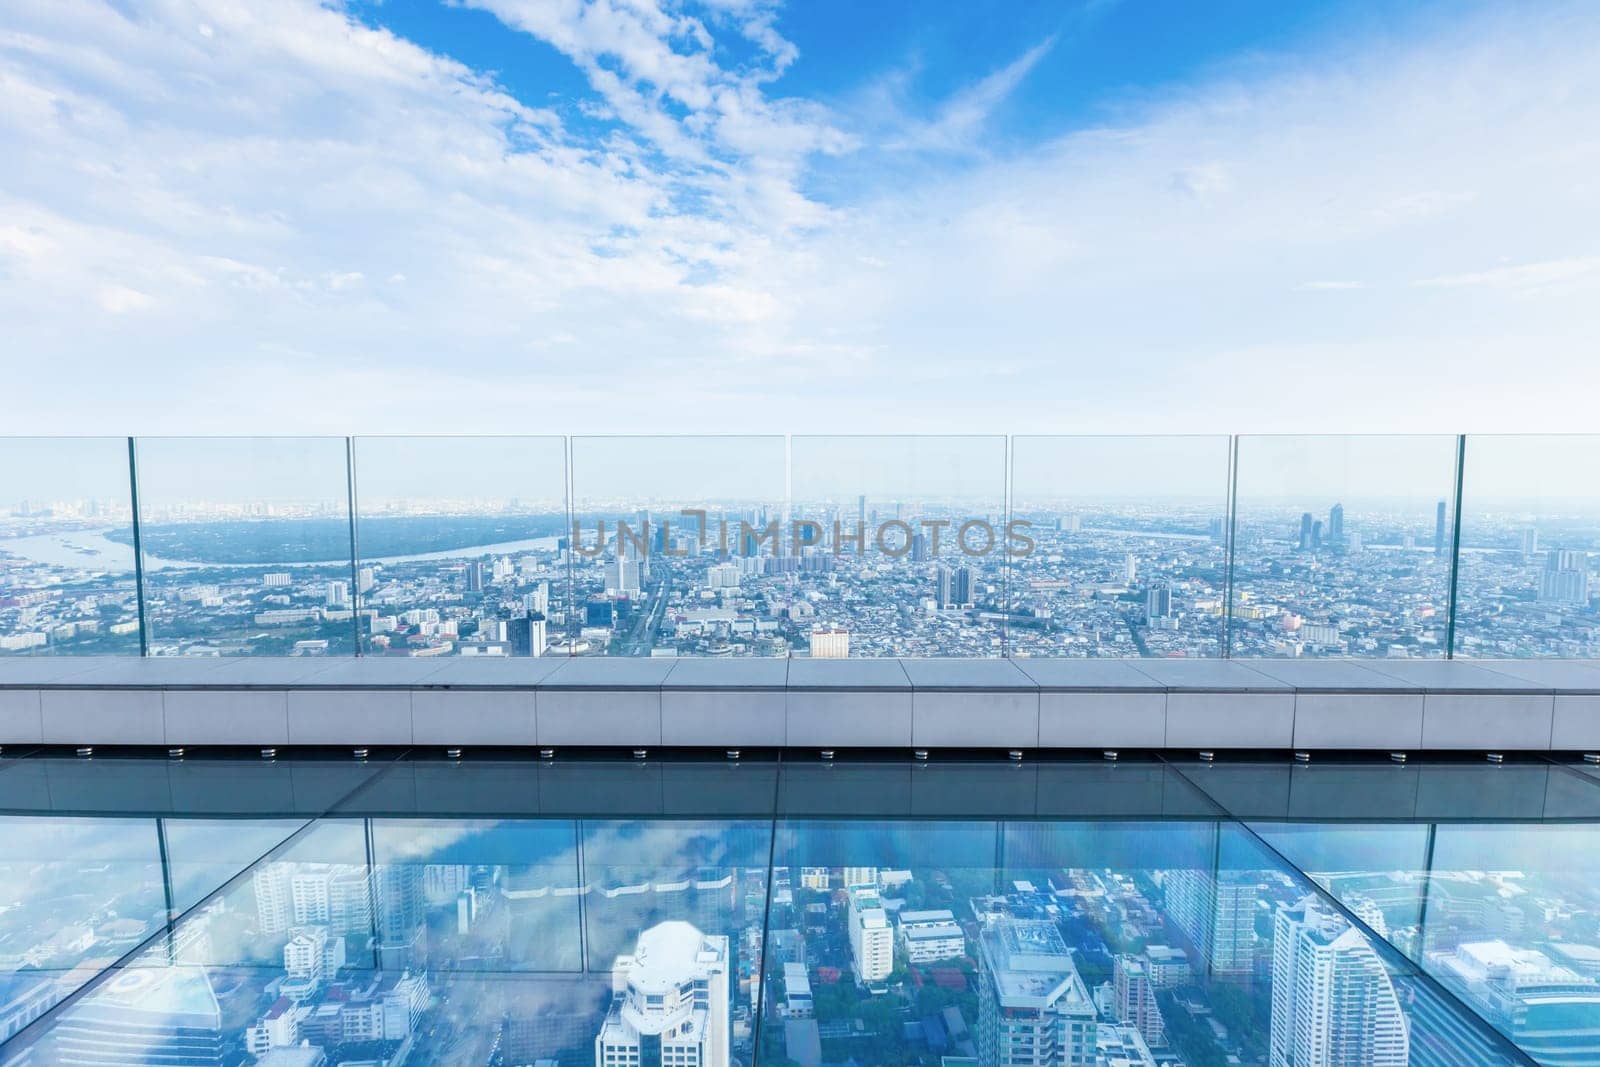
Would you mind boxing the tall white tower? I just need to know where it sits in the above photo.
[596,921,730,1067]
[1269,896,1409,1067]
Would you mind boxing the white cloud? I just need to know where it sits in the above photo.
[0,0,1596,438]
[1413,256,1600,291]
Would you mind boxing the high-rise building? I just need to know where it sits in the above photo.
[1429,940,1600,1066]
[1522,528,1541,561]
[1539,549,1591,606]
[325,580,349,607]
[1435,500,1449,555]
[509,613,547,657]
[376,863,427,970]
[1113,954,1164,1048]
[1146,583,1172,620]
[706,563,741,590]
[975,918,1097,1066]
[43,966,225,1066]
[595,921,730,1067]
[357,567,375,594]
[937,564,973,609]
[1328,502,1345,545]
[465,560,484,593]
[1164,867,1257,976]
[847,886,894,986]
[526,580,550,616]
[1298,512,1315,552]
[606,557,642,595]
[253,863,294,935]
[1269,896,1408,1067]
[808,626,849,659]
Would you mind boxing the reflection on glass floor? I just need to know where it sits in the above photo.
[4,754,1600,1065]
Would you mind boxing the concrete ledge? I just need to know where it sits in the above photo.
[2,656,1599,750]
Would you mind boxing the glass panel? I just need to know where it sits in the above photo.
[2,754,1567,1066]
[1419,821,1600,1064]
[569,435,786,656]
[368,817,583,972]
[1215,822,1523,1066]
[0,814,165,1035]
[1230,435,1458,658]
[0,437,140,656]
[351,436,568,658]
[1454,434,1600,657]
[162,817,308,916]
[132,437,356,656]
[789,435,1009,656]
[1008,436,1231,657]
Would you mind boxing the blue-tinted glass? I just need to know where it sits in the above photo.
[789,435,1009,656]
[1455,435,1600,657]
[0,437,140,656]
[1009,436,1231,657]
[132,437,356,657]
[569,436,786,656]
[1231,435,1458,658]
[351,436,569,658]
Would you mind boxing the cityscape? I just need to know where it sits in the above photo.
[4,436,1599,660]
[7,804,1597,1066]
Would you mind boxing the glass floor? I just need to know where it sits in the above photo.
[3,750,1600,1066]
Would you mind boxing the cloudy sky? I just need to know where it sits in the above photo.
[2,0,1596,435]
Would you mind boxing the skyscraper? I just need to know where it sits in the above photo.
[1146,583,1172,620]
[1328,502,1345,545]
[1298,512,1314,552]
[465,560,484,593]
[595,921,730,1067]
[1539,549,1591,606]
[1113,954,1165,1048]
[937,564,973,609]
[975,918,1097,1066]
[1269,897,1408,1067]
[509,613,547,657]
[1434,500,1448,555]
[1164,867,1257,976]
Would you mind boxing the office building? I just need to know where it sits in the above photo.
[1145,583,1171,620]
[975,918,1097,1066]
[595,921,730,1067]
[1430,940,1600,1066]
[43,966,224,1066]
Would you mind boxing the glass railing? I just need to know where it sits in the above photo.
[7,753,1581,1066]
[3,435,1598,659]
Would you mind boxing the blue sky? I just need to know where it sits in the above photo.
[1,0,1596,436]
